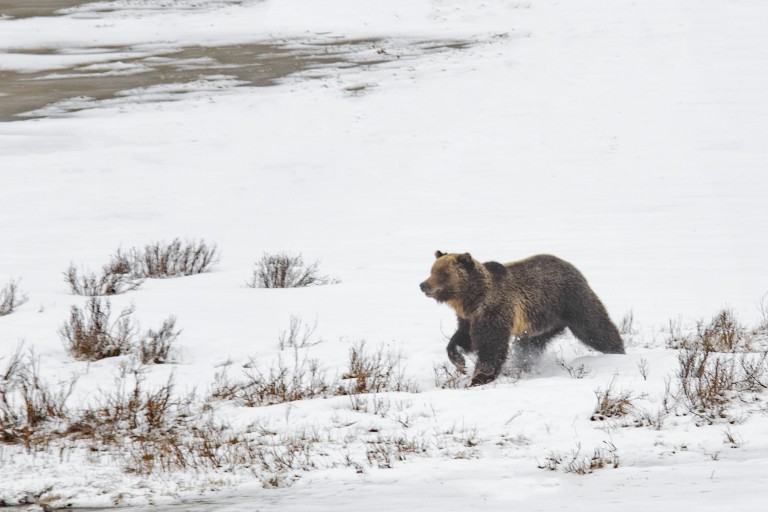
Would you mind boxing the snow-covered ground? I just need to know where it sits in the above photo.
[1,0,768,509]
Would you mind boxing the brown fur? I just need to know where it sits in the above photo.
[420,251,625,386]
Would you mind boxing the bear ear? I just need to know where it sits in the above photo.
[435,250,447,259]
[457,253,474,268]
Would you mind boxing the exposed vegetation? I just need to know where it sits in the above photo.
[433,361,466,389]
[59,297,179,363]
[666,309,768,425]
[341,341,418,394]
[555,352,592,379]
[64,250,141,296]
[0,279,29,316]
[591,379,644,421]
[64,240,218,296]
[246,252,338,288]
[539,441,620,474]
[130,239,219,279]
[210,339,416,407]
[59,298,138,361]
[0,344,76,447]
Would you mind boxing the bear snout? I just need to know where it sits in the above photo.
[420,281,435,296]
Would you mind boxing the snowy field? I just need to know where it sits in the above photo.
[1,0,768,510]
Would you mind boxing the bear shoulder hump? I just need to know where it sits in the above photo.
[483,261,508,279]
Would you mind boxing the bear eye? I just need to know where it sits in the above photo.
[437,271,448,282]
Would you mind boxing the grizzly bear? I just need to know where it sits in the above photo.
[420,251,625,386]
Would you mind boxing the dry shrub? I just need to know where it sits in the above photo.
[555,353,592,379]
[591,379,644,421]
[70,371,183,445]
[59,298,179,363]
[0,279,29,316]
[675,342,741,423]
[246,253,338,288]
[130,238,218,278]
[672,343,768,425]
[433,361,465,389]
[64,240,217,296]
[698,309,748,352]
[341,341,418,394]
[59,298,137,361]
[667,309,750,352]
[137,317,181,364]
[619,310,637,336]
[278,316,318,350]
[64,250,141,296]
[660,305,768,424]
[0,344,76,447]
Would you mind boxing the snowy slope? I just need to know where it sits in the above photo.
[1,0,768,509]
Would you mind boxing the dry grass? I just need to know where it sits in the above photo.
[210,351,336,407]
[0,279,29,316]
[539,441,619,474]
[591,379,644,421]
[365,433,428,469]
[211,338,417,408]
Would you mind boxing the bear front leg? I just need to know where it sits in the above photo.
[446,318,471,374]
[469,316,511,386]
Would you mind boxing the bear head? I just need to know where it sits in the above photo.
[419,251,476,304]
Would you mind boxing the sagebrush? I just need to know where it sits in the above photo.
[59,297,179,363]
[64,250,141,296]
[246,253,338,288]
[131,239,219,278]
[59,298,137,361]
[65,240,218,296]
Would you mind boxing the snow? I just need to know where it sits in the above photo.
[1,0,768,509]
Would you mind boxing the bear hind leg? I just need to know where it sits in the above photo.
[513,327,566,372]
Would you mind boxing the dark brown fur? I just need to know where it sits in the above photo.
[420,251,625,386]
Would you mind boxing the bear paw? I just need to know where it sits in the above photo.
[469,373,495,387]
